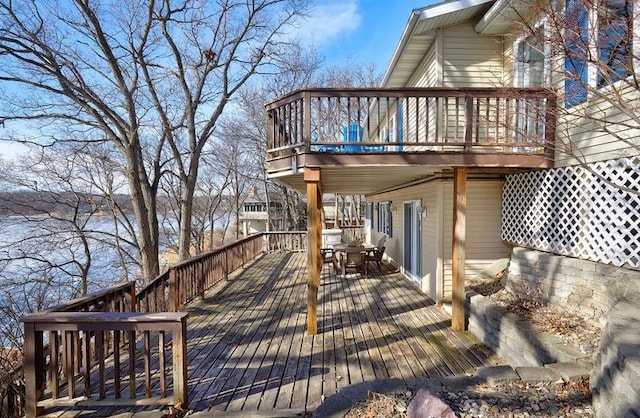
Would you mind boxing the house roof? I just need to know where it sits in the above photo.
[475,0,538,35]
[381,0,495,88]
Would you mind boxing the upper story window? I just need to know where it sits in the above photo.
[515,33,547,87]
[244,202,266,212]
[565,0,634,106]
[597,0,633,86]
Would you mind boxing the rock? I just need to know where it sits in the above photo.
[408,389,456,418]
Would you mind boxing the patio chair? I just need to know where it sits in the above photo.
[365,246,386,270]
[337,246,367,277]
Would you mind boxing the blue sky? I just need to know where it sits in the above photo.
[302,0,437,73]
[0,0,438,159]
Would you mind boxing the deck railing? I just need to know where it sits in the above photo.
[18,231,313,416]
[266,87,556,161]
[21,312,188,417]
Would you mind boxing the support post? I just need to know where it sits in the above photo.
[452,167,467,331]
[305,168,321,335]
[24,322,44,417]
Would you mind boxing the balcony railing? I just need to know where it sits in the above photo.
[17,231,313,416]
[266,87,556,161]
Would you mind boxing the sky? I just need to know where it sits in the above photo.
[0,0,438,160]
[302,0,437,73]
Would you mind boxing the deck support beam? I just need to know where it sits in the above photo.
[451,167,467,331]
[305,168,322,335]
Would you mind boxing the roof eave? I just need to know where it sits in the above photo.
[380,0,496,88]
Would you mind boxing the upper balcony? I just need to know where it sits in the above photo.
[266,88,556,194]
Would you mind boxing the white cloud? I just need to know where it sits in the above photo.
[300,0,362,46]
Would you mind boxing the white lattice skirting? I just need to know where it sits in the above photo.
[502,157,640,269]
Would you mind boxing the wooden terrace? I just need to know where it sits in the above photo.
[19,235,502,416]
[180,252,502,414]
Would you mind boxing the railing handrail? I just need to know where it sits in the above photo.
[15,231,309,417]
[22,312,189,416]
[167,233,264,269]
[266,86,557,109]
[266,86,557,164]
[44,281,136,313]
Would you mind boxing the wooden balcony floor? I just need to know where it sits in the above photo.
[44,251,502,417]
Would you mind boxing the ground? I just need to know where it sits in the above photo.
[470,274,602,357]
[344,274,601,417]
[344,377,593,417]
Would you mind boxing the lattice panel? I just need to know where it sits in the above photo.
[502,157,640,269]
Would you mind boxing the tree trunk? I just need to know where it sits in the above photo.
[125,146,160,283]
[177,176,197,260]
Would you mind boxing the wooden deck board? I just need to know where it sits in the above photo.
[53,252,502,416]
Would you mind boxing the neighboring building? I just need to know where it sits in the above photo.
[265,0,639,322]
[239,188,283,236]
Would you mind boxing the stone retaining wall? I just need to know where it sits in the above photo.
[591,302,640,417]
[467,291,590,367]
[468,246,640,417]
[504,247,640,326]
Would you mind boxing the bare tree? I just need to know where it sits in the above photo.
[0,0,309,281]
[504,0,640,165]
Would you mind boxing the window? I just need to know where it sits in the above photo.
[377,201,393,237]
[597,0,632,86]
[515,33,546,87]
[514,31,548,143]
[244,202,266,212]
[565,0,589,106]
[565,0,634,106]
[365,202,373,224]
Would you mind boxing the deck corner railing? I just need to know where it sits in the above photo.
[266,87,557,161]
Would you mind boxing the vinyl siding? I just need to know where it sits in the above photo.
[441,181,510,300]
[409,42,439,88]
[441,22,504,88]
[368,178,509,303]
[556,85,640,166]
[506,23,639,166]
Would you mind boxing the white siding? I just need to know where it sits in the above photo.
[409,42,439,88]
[556,85,640,166]
[506,21,640,166]
[368,178,509,303]
[441,22,504,87]
[441,181,510,300]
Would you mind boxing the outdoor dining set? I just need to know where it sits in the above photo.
[322,235,387,277]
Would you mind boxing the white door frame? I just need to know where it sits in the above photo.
[402,200,422,286]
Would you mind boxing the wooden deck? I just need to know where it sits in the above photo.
[185,251,501,414]
[42,251,502,416]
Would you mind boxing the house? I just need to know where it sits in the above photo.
[267,0,640,411]
[239,188,280,236]
[267,0,553,332]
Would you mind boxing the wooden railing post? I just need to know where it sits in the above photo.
[24,322,44,417]
[169,267,179,312]
[303,91,311,147]
[224,250,229,280]
[544,92,556,163]
[129,281,137,312]
[267,110,275,150]
[173,314,189,408]
[464,95,473,151]
[197,261,204,301]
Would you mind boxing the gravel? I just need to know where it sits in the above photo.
[344,377,594,417]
